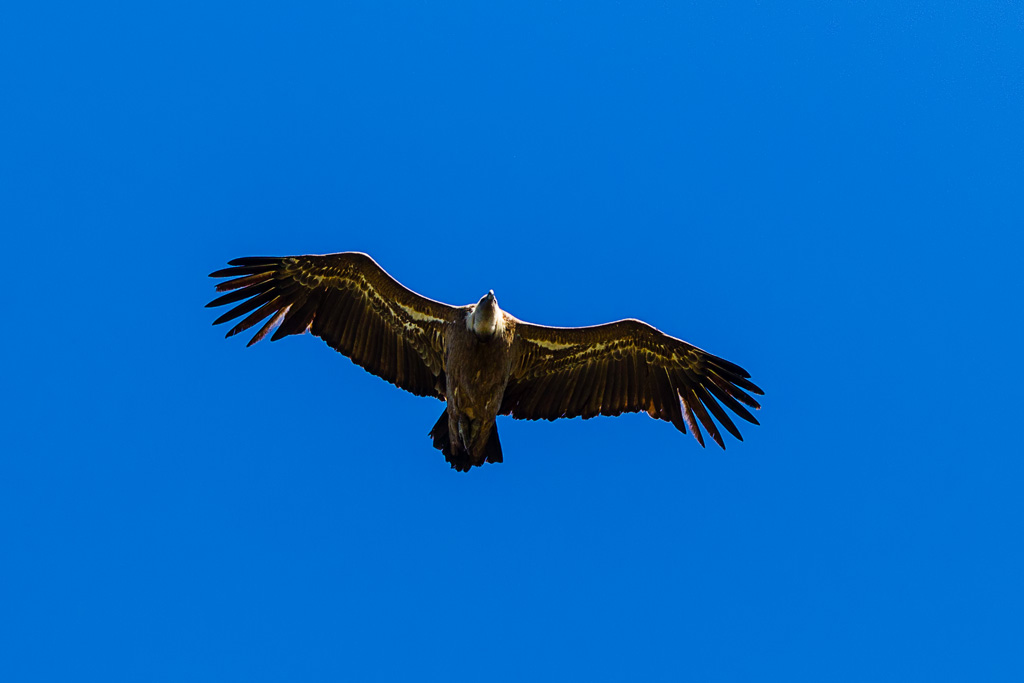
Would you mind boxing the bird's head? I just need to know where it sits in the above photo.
[468,290,502,341]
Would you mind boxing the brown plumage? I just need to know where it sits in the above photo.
[207,252,763,471]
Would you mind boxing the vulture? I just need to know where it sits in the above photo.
[207,252,763,471]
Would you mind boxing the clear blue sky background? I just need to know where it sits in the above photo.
[2,1,1022,681]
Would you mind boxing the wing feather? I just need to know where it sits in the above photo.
[272,292,318,341]
[704,375,760,426]
[662,372,688,435]
[728,374,764,400]
[503,317,762,448]
[604,359,622,416]
[649,366,670,420]
[212,288,279,325]
[566,363,595,419]
[227,297,282,338]
[208,252,453,398]
[249,306,290,347]
[227,256,281,267]
[585,360,610,418]
[679,389,705,447]
[683,384,723,448]
[693,383,743,442]
[209,265,275,279]
[209,275,276,299]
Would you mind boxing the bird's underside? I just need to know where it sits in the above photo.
[207,252,764,471]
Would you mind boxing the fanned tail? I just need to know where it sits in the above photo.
[428,411,503,472]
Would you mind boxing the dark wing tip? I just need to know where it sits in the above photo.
[228,256,281,267]
[209,257,284,279]
[706,354,752,379]
[735,376,764,396]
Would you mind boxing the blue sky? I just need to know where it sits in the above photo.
[2,1,1022,680]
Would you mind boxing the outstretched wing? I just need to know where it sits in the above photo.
[207,252,453,399]
[503,318,763,448]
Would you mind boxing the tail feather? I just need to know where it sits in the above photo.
[428,410,503,471]
[429,411,452,457]
[481,426,503,464]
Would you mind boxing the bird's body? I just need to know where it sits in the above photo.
[207,252,763,471]
[408,296,507,468]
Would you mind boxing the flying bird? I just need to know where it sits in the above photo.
[207,252,763,471]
